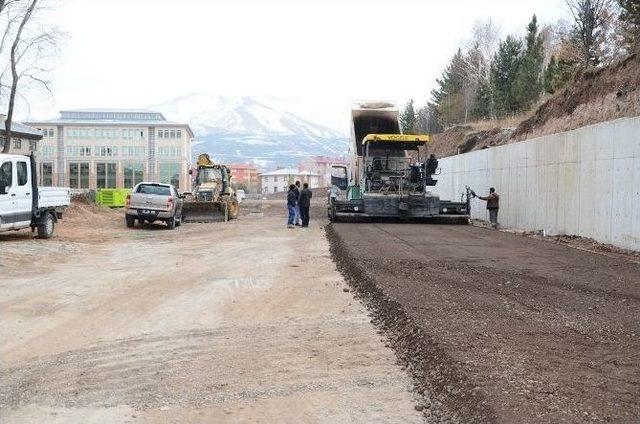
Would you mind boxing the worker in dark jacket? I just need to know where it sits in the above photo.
[472,187,499,229]
[287,184,297,229]
[298,183,313,227]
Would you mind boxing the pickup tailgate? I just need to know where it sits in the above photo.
[38,187,71,209]
[129,193,170,211]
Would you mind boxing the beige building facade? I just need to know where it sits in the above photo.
[27,109,193,191]
[260,168,322,194]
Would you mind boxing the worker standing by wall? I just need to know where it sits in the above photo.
[472,187,500,229]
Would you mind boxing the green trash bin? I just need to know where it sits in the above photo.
[96,188,132,208]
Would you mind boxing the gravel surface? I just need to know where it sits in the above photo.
[328,222,640,423]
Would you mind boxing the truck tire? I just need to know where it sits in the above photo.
[37,212,55,239]
[126,215,136,228]
[167,215,177,230]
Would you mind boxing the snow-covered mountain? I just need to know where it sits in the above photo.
[151,94,349,168]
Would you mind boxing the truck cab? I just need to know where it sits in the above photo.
[0,154,70,238]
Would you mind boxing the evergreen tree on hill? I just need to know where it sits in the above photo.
[490,35,523,117]
[514,15,545,109]
[430,49,467,127]
[400,99,417,134]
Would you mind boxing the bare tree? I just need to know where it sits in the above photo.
[1,0,62,153]
[565,0,612,67]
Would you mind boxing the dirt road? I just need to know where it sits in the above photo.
[328,222,640,423]
[0,202,423,423]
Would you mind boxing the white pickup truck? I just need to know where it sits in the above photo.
[0,153,70,238]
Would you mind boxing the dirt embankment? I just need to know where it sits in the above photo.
[428,52,640,158]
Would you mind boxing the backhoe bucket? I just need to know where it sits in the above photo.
[182,200,228,223]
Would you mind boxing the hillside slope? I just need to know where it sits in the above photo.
[427,53,640,158]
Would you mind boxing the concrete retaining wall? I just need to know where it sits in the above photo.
[431,117,640,251]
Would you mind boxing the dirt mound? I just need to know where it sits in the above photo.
[428,53,640,158]
[425,126,514,158]
[513,52,640,141]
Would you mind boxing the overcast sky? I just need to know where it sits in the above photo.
[25,0,569,124]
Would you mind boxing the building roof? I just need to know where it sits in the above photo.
[0,116,43,140]
[260,168,320,177]
[60,109,167,121]
[25,108,194,138]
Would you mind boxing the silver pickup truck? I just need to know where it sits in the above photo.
[0,154,70,239]
[125,182,184,229]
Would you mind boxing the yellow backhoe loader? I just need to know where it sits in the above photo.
[182,153,240,222]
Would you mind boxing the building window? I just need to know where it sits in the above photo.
[29,141,37,152]
[159,162,180,189]
[42,146,55,157]
[122,146,145,157]
[169,130,176,138]
[176,130,182,138]
[80,146,91,156]
[157,130,163,139]
[273,186,278,193]
[96,162,117,189]
[13,139,21,149]
[123,162,144,188]
[49,129,54,138]
[157,146,181,157]
[40,162,53,186]
[69,162,90,189]
[97,146,116,157]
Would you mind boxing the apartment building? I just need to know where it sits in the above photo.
[0,116,43,157]
[259,168,321,194]
[26,109,193,191]
[228,163,260,192]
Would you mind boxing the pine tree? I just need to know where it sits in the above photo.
[619,0,640,47]
[514,15,545,109]
[400,99,417,134]
[472,78,493,119]
[543,56,558,93]
[430,49,467,127]
[620,0,640,26]
[490,35,523,117]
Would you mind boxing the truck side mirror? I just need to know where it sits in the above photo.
[1,186,9,195]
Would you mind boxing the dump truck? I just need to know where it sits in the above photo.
[181,153,240,222]
[327,102,470,222]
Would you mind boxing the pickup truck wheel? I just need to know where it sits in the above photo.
[126,215,135,228]
[37,212,55,239]
[167,215,176,230]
